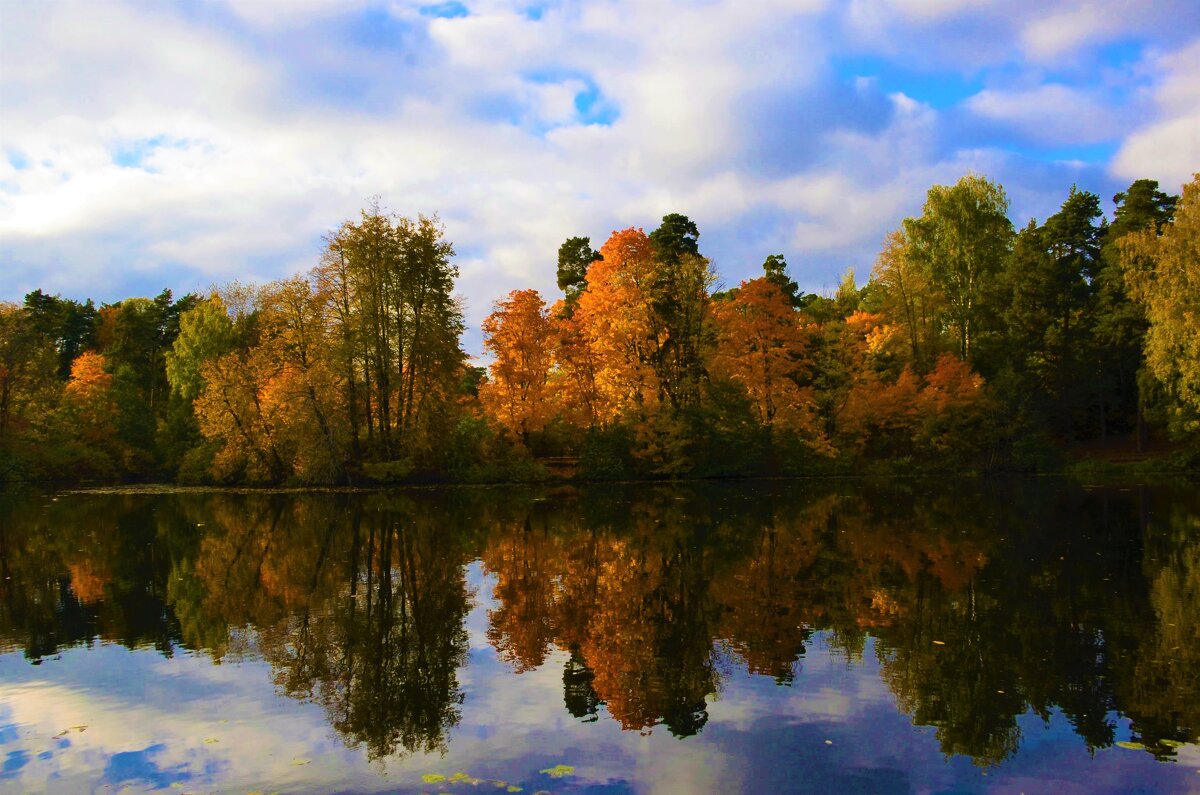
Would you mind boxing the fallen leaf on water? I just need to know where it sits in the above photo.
[539,764,574,779]
[422,774,446,784]
[203,738,219,744]
[292,758,312,766]
[932,640,945,646]
[1115,741,1146,750]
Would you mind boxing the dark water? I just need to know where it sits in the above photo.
[0,481,1198,794]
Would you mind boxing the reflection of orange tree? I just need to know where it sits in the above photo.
[574,529,720,737]
[478,485,1016,745]
[710,496,834,683]
[482,489,790,736]
[482,516,561,672]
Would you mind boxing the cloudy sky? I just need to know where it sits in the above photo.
[1,0,1197,353]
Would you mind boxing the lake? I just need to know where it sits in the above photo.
[0,480,1197,794]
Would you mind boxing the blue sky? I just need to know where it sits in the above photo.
[1,0,1197,354]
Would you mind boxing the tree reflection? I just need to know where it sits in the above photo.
[0,482,1197,765]
[180,493,472,760]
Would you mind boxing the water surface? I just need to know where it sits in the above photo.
[1,480,1198,793]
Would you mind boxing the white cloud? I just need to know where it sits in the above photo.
[1020,3,1116,61]
[966,84,1116,145]
[1111,39,1200,189]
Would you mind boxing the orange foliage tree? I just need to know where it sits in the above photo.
[713,277,827,452]
[63,351,119,446]
[572,228,661,421]
[193,279,350,483]
[480,289,556,441]
[549,298,601,429]
[839,352,992,460]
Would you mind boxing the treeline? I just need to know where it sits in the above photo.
[1,175,1197,484]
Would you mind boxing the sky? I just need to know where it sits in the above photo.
[1,0,1198,355]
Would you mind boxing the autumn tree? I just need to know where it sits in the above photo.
[1120,173,1200,438]
[189,279,350,483]
[712,276,826,454]
[550,299,602,429]
[480,289,556,442]
[871,228,945,371]
[573,227,661,420]
[62,351,119,447]
[1094,179,1180,446]
[195,343,291,482]
[259,277,348,482]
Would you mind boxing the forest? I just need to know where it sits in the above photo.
[0,173,1197,485]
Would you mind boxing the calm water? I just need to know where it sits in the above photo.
[0,480,1198,794]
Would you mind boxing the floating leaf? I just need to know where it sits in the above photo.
[422,774,447,784]
[449,771,471,783]
[292,757,312,765]
[203,738,219,744]
[507,788,522,793]
[1160,739,1184,748]
[539,764,574,779]
[932,640,945,646]
[1115,741,1146,750]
